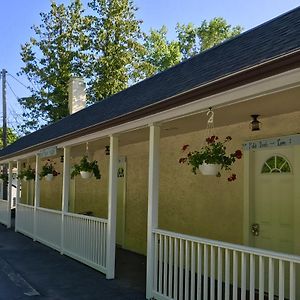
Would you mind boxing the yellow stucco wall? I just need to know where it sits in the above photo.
[37,110,300,256]
[71,152,109,218]
[40,157,63,210]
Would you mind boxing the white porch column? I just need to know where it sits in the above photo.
[15,160,21,232]
[61,147,70,254]
[0,164,3,200]
[146,124,160,299]
[33,154,41,241]
[106,135,119,279]
[7,162,13,228]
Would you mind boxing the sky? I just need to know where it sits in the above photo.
[0,0,299,133]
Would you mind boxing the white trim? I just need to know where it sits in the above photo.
[106,135,119,279]
[7,162,12,228]
[2,68,300,163]
[146,125,160,299]
[33,154,40,241]
[61,147,70,254]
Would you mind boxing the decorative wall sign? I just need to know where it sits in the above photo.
[39,147,57,158]
[117,167,124,178]
[243,134,300,150]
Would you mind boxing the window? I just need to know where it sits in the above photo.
[261,155,291,174]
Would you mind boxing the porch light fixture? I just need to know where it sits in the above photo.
[250,114,261,131]
[105,146,110,156]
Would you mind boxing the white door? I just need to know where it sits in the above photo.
[252,147,294,254]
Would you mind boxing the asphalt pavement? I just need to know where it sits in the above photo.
[0,224,146,300]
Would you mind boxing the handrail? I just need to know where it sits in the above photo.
[153,228,300,263]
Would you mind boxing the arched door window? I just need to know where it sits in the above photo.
[261,155,292,174]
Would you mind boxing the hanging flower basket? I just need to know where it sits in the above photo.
[39,160,59,181]
[199,163,221,176]
[80,171,92,179]
[45,173,54,181]
[71,156,101,180]
[18,166,35,181]
[179,136,242,181]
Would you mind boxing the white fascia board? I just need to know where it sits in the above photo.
[2,67,300,163]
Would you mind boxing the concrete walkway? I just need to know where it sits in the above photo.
[0,224,146,300]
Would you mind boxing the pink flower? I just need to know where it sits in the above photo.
[182,144,189,151]
[234,150,242,159]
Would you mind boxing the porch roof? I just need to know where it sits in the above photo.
[1,7,300,159]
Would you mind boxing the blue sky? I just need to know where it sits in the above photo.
[0,0,299,132]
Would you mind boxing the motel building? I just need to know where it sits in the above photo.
[1,7,300,300]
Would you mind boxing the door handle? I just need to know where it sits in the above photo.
[251,223,260,236]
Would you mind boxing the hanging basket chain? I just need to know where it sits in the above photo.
[201,107,215,147]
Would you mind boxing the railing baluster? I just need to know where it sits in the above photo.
[164,235,168,295]
[217,247,223,300]
[197,243,202,300]
[203,244,208,300]
[154,233,158,292]
[259,256,264,300]
[159,234,163,294]
[190,242,195,300]
[174,238,178,300]
[225,248,230,300]
[241,252,246,300]
[233,250,238,300]
[168,237,173,298]
[179,239,184,300]
[279,260,284,300]
[290,262,296,300]
[210,246,215,300]
[184,240,190,300]
[250,254,255,300]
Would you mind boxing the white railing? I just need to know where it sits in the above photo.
[16,206,108,274]
[153,229,300,300]
[36,207,62,251]
[63,212,107,273]
[15,203,34,237]
[0,199,9,226]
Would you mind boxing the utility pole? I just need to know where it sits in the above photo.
[1,69,8,201]
[1,69,7,148]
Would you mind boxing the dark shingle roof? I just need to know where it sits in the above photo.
[2,6,300,158]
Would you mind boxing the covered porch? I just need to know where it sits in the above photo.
[0,67,300,299]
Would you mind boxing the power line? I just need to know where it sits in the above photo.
[7,72,40,93]
[7,73,29,90]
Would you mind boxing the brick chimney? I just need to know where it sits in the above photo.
[68,77,86,114]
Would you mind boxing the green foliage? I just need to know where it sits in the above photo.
[71,156,101,179]
[86,0,145,101]
[0,173,8,183]
[18,0,89,133]
[19,0,242,133]
[141,26,181,78]
[18,166,36,181]
[0,128,19,149]
[179,136,243,180]
[176,18,243,60]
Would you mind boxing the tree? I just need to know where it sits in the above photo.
[18,0,89,133]
[19,0,242,133]
[86,0,145,102]
[141,26,181,78]
[176,18,243,60]
[0,128,18,149]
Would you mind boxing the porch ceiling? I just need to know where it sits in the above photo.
[74,85,300,152]
[121,86,300,145]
